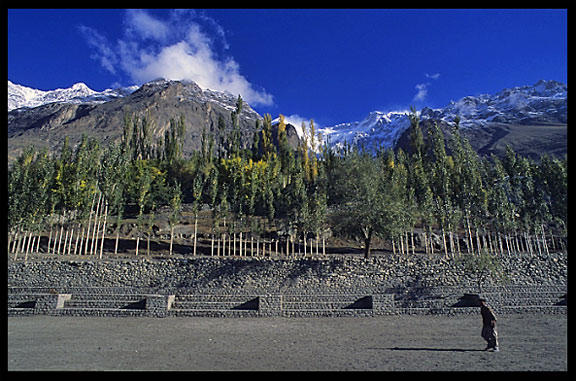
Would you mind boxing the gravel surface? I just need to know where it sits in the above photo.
[8,314,567,371]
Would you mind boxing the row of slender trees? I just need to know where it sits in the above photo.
[327,113,566,258]
[8,99,567,260]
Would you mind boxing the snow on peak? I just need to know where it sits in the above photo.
[424,80,567,128]
[319,110,412,151]
[8,81,137,111]
[319,80,566,152]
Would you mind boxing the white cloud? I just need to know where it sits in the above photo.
[413,82,429,102]
[125,9,170,42]
[79,25,118,75]
[80,9,273,106]
[412,73,440,103]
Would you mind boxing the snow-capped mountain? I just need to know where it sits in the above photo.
[319,80,567,151]
[7,79,566,161]
[421,79,567,128]
[7,79,272,163]
[8,79,262,123]
[320,110,412,151]
[8,81,138,111]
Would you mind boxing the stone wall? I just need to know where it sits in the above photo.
[8,252,567,294]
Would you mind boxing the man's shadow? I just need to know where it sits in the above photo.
[379,347,485,352]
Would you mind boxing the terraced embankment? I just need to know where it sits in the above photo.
[8,252,566,317]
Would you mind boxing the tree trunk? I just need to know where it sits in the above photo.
[466,215,474,255]
[91,192,102,255]
[57,225,64,255]
[99,201,109,259]
[363,228,373,259]
[441,228,448,259]
[239,232,243,256]
[193,214,198,256]
[541,225,550,256]
[114,222,120,256]
[211,234,214,256]
[67,226,74,256]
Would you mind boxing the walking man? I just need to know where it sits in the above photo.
[480,298,499,352]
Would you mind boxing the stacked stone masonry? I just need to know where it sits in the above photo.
[8,253,567,317]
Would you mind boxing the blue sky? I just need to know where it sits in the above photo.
[8,9,567,127]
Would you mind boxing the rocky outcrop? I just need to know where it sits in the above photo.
[8,79,301,162]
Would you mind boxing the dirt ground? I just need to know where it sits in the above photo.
[7,313,567,371]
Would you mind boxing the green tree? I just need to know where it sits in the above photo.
[449,119,486,255]
[427,122,459,257]
[331,149,402,258]
[168,181,182,256]
[164,116,186,166]
[460,251,506,293]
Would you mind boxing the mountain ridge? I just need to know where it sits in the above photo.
[7,79,268,162]
[8,80,139,111]
[318,79,566,154]
[8,79,567,161]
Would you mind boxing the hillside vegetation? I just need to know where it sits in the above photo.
[8,103,567,261]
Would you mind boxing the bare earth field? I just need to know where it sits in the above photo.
[8,314,567,371]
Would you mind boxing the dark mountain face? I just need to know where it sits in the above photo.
[394,80,567,160]
[7,80,286,162]
[395,119,567,161]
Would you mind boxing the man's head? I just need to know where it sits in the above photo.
[479,298,487,306]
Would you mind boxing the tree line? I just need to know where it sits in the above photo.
[8,99,567,260]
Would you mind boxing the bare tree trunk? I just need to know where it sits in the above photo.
[541,225,550,256]
[466,215,474,255]
[91,192,103,256]
[217,235,221,257]
[211,233,214,256]
[35,230,42,253]
[169,225,174,256]
[56,224,64,255]
[422,230,429,257]
[84,192,97,255]
[63,223,70,256]
[475,229,481,256]
[74,223,81,255]
[47,224,53,255]
[441,228,448,259]
[67,226,74,256]
[24,231,33,262]
[10,229,19,256]
[193,213,198,256]
[12,229,21,260]
[99,200,109,259]
[114,225,120,256]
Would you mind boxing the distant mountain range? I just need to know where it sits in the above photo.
[8,80,138,111]
[8,79,567,162]
[7,79,278,162]
[319,79,567,157]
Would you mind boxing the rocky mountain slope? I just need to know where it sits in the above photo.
[8,79,567,162]
[8,79,300,162]
[319,80,567,159]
